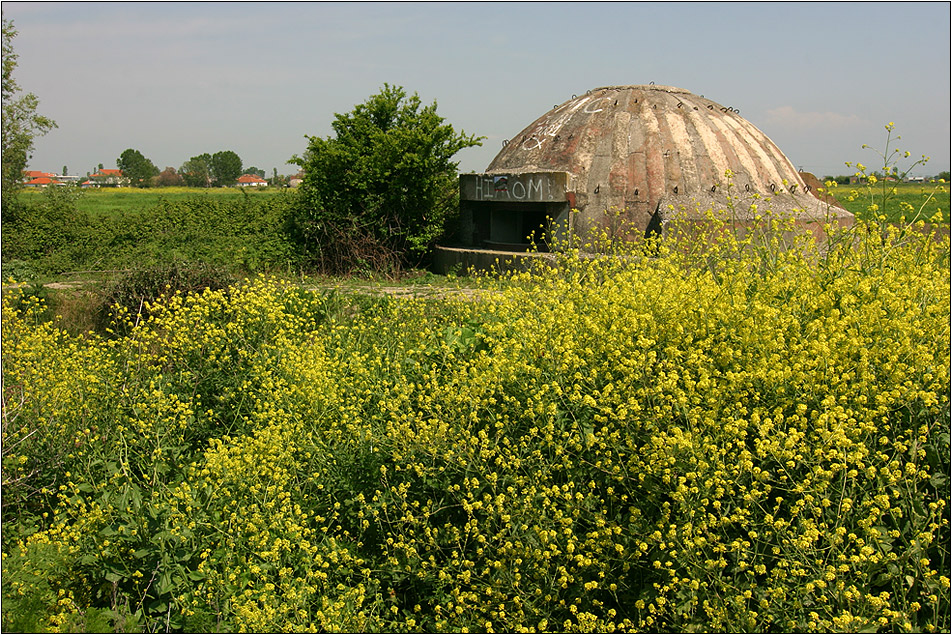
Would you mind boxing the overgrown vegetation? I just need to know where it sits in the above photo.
[92,262,239,336]
[1,186,299,277]
[290,84,483,274]
[3,204,949,631]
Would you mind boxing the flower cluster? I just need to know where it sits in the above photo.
[2,212,949,632]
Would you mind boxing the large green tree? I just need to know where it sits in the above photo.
[210,150,242,186]
[291,84,482,270]
[180,153,212,187]
[2,19,57,206]
[117,148,159,187]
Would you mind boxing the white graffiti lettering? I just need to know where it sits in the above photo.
[474,176,495,199]
[570,96,592,113]
[584,97,611,114]
[522,136,542,150]
[528,179,543,199]
[517,95,610,153]
[470,175,549,201]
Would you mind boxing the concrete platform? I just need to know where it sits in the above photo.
[431,245,555,275]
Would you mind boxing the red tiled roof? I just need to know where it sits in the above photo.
[93,169,123,177]
[26,177,59,185]
[237,174,268,183]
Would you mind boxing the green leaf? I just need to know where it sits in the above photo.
[156,571,173,595]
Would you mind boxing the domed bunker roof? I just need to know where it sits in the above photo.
[452,85,850,254]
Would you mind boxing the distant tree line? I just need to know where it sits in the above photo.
[104,148,285,188]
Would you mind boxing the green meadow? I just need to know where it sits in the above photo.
[827,181,949,224]
[17,186,288,218]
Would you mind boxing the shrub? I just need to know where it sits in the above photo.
[1,189,300,276]
[93,262,238,335]
[291,84,483,273]
[0,186,96,274]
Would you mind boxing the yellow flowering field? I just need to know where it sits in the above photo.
[2,214,949,632]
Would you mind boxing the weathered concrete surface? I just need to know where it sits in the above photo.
[482,85,853,237]
[432,245,554,275]
[798,171,847,210]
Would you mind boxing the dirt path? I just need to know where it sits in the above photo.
[304,282,492,301]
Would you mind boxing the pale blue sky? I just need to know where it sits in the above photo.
[3,1,950,178]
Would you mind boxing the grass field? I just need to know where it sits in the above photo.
[17,186,289,218]
[826,181,949,224]
[18,181,949,224]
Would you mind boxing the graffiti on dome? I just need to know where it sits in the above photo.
[460,172,569,202]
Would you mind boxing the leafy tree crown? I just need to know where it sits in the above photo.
[117,148,159,187]
[210,150,242,186]
[291,84,482,270]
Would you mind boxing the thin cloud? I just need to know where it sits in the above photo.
[765,105,866,129]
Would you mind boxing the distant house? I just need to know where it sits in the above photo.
[237,174,268,187]
[22,171,83,186]
[288,172,304,188]
[89,168,127,187]
[24,176,62,188]
[23,170,57,182]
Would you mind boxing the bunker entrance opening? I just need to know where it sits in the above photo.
[470,201,570,252]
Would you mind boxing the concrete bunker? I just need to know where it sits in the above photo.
[436,84,852,272]
[457,172,573,251]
